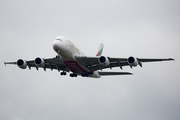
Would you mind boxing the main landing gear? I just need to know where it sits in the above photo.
[60,71,93,77]
[60,72,66,75]
[70,73,77,77]
[60,71,77,77]
[81,71,93,77]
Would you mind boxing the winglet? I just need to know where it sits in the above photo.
[96,43,104,56]
[169,58,175,62]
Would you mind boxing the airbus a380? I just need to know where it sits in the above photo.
[5,36,174,78]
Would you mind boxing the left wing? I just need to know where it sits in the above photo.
[5,56,69,72]
[75,56,174,71]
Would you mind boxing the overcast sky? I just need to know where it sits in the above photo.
[1,0,180,120]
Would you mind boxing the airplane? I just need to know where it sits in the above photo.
[4,36,174,78]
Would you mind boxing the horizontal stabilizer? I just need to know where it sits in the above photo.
[98,72,133,76]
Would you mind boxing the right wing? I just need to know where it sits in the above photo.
[4,56,69,72]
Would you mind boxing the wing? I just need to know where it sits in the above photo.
[75,56,174,71]
[4,57,69,72]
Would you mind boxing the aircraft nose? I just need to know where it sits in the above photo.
[53,40,61,53]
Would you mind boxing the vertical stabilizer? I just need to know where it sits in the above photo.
[96,43,104,56]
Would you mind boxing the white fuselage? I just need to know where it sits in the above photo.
[52,36,100,78]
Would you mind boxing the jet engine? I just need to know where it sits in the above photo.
[34,57,45,67]
[17,59,27,69]
[127,56,138,67]
[98,56,110,67]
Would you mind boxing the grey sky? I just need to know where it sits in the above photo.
[1,0,180,120]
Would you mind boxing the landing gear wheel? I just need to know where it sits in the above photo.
[70,73,77,77]
[81,73,88,77]
[60,72,66,76]
[88,71,93,75]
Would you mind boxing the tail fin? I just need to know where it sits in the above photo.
[96,43,104,56]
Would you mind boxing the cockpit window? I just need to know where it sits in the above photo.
[56,38,62,41]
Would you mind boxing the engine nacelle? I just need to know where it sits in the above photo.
[34,57,45,67]
[127,56,138,67]
[17,59,27,69]
[98,56,110,67]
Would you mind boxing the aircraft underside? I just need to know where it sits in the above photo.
[4,36,174,78]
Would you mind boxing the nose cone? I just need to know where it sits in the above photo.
[53,40,61,53]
